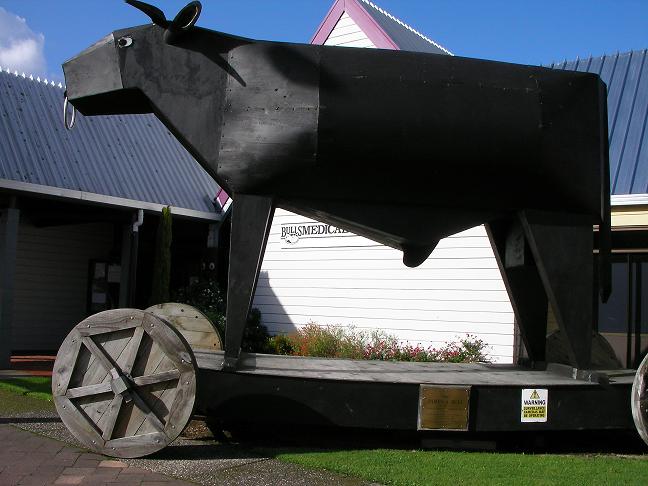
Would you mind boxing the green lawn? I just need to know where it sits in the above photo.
[0,377,52,401]
[272,448,648,486]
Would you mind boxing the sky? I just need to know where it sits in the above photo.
[0,0,646,82]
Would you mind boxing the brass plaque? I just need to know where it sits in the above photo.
[418,385,471,431]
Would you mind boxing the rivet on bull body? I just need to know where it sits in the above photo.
[63,0,612,371]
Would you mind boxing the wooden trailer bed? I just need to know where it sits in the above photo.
[194,351,636,435]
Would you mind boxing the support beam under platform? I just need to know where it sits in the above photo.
[487,219,548,365]
[520,211,595,369]
[224,194,274,370]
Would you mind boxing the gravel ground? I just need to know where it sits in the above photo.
[0,390,374,486]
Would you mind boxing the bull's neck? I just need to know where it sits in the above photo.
[124,39,231,182]
[143,70,227,182]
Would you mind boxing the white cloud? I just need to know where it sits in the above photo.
[0,7,46,75]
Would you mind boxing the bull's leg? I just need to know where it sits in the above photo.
[223,194,274,370]
[486,219,548,366]
[519,210,594,369]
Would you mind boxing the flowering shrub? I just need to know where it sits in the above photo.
[273,323,364,359]
[268,323,490,363]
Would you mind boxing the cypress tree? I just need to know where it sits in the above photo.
[150,206,172,304]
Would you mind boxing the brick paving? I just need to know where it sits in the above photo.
[0,425,194,486]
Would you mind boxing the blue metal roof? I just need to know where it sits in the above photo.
[358,0,452,55]
[550,50,648,195]
[0,68,220,215]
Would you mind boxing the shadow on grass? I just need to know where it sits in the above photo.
[197,420,648,457]
[0,417,61,424]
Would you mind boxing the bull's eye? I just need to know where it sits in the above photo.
[117,36,133,48]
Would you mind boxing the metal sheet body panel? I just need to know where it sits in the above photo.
[218,42,320,194]
[64,34,123,102]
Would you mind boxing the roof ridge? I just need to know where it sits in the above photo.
[0,66,64,89]
[358,0,453,55]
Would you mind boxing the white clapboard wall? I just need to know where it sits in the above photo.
[253,209,515,363]
[324,12,377,48]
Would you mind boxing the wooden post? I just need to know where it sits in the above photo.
[0,205,19,368]
[118,223,132,308]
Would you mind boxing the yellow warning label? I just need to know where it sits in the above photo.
[521,389,548,423]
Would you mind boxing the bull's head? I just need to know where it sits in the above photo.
[62,1,209,115]
[63,0,250,179]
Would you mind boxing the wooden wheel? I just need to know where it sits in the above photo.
[632,352,648,446]
[52,309,197,458]
[145,302,222,352]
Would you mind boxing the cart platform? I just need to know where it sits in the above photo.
[195,351,636,434]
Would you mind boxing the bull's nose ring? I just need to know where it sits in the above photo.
[63,90,76,130]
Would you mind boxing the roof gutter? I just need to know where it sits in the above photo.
[0,179,221,222]
[611,194,648,207]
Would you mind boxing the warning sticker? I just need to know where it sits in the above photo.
[521,389,548,423]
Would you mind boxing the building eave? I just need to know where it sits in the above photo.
[0,179,222,222]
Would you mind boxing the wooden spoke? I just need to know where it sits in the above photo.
[52,309,196,458]
[129,390,165,433]
[122,326,145,375]
[66,382,112,399]
[101,394,124,441]
[133,369,181,387]
[82,336,119,374]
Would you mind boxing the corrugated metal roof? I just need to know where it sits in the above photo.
[550,49,648,195]
[358,0,452,55]
[0,68,221,215]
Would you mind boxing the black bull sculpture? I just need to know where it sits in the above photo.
[63,1,611,370]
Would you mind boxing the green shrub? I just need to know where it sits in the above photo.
[241,308,272,353]
[268,334,295,355]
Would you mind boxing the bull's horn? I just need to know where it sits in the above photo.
[164,1,202,44]
[124,0,168,27]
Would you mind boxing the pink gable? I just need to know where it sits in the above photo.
[311,0,399,50]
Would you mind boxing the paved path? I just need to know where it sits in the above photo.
[0,425,193,485]
[0,388,370,486]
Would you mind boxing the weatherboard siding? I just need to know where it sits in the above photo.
[324,12,377,48]
[7,221,114,351]
[253,209,515,362]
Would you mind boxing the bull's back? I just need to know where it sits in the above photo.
[217,42,606,219]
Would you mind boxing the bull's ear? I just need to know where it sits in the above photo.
[164,1,202,44]
[124,0,168,27]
